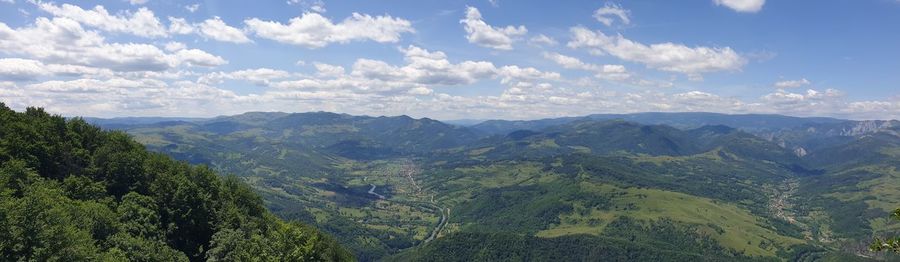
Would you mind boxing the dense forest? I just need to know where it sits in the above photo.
[0,103,352,261]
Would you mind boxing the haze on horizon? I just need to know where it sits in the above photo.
[1,0,899,120]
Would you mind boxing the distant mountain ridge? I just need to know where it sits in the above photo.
[89,110,900,261]
[89,111,900,160]
[469,112,852,135]
[86,111,895,135]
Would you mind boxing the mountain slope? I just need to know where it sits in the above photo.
[470,112,847,136]
[0,104,352,261]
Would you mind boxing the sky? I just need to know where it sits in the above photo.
[0,0,899,120]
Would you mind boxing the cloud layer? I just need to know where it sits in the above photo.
[0,1,896,121]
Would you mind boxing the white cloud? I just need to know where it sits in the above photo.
[26,78,165,93]
[338,45,501,88]
[199,68,292,86]
[185,4,200,13]
[593,2,630,27]
[568,27,746,76]
[1,10,894,121]
[496,65,560,85]
[845,100,900,119]
[269,45,557,97]
[198,17,252,43]
[314,62,345,77]
[36,3,167,38]
[164,41,186,52]
[714,0,765,13]
[286,0,325,12]
[760,88,845,114]
[774,78,810,88]
[529,34,558,46]
[0,58,47,80]
[408,87,433,95]
[543,52,625,78]
[543,52,599,71]
[129,0,149,5]
[174,49,227,67]
[460,6,527,50]
[763,88,843,103]
[245,12,413,48]
[0,17,168,71]
[167,17,194,34]
[0,17,226,72]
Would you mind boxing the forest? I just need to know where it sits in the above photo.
[0,103,352,261]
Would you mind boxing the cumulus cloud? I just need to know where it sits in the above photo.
[167,17,194,34]
[714,0,765,13]
[593,2,630,27]
[286,0,326,12]
[845,100,900,119]
[26,78,166,93]
[542,52,631,81]
[760,88,845,115]
[460,6,527,50]
[0,58,116,80]
[314,63,346,78]
[244,12,413,48]
[1,5,895,121]
[185,4,200,13]
[0,79,246,117]
[174,49,228,67]
[568,27,746,77]
[0,17,226,72]
[199,68,292,86]
[529,34,558,46]
[164,41,186,52]
[198,17,252,43]
[269,45,557,97]
[774,78,810,88]
[36,2,167,38]
[0,58,48,80]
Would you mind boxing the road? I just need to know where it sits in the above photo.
[367,184,385,199]
[424,206,449,243]
[396,160,449,244]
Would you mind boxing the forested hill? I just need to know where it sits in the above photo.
[0,103,352,261]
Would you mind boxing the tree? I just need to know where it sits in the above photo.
[0,104,353,261]
[871,208,900,253]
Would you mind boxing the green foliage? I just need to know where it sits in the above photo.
[871,208,900,253]
[392,227,767,262]
[0,104,351,261]
[455,184,577,234]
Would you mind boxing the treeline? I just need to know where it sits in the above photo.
[392,228,767,261]
[0,104,352,261]
[392,216,772,261]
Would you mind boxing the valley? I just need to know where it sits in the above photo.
[91,111,900,261]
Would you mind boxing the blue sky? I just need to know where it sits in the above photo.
[0,0,898,120]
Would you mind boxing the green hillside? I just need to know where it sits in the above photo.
[0,104,352,261]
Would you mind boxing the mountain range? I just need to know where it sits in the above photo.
[84,111,900,261]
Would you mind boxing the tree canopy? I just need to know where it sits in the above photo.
[0,103,352,261]
[871,208,900,253]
